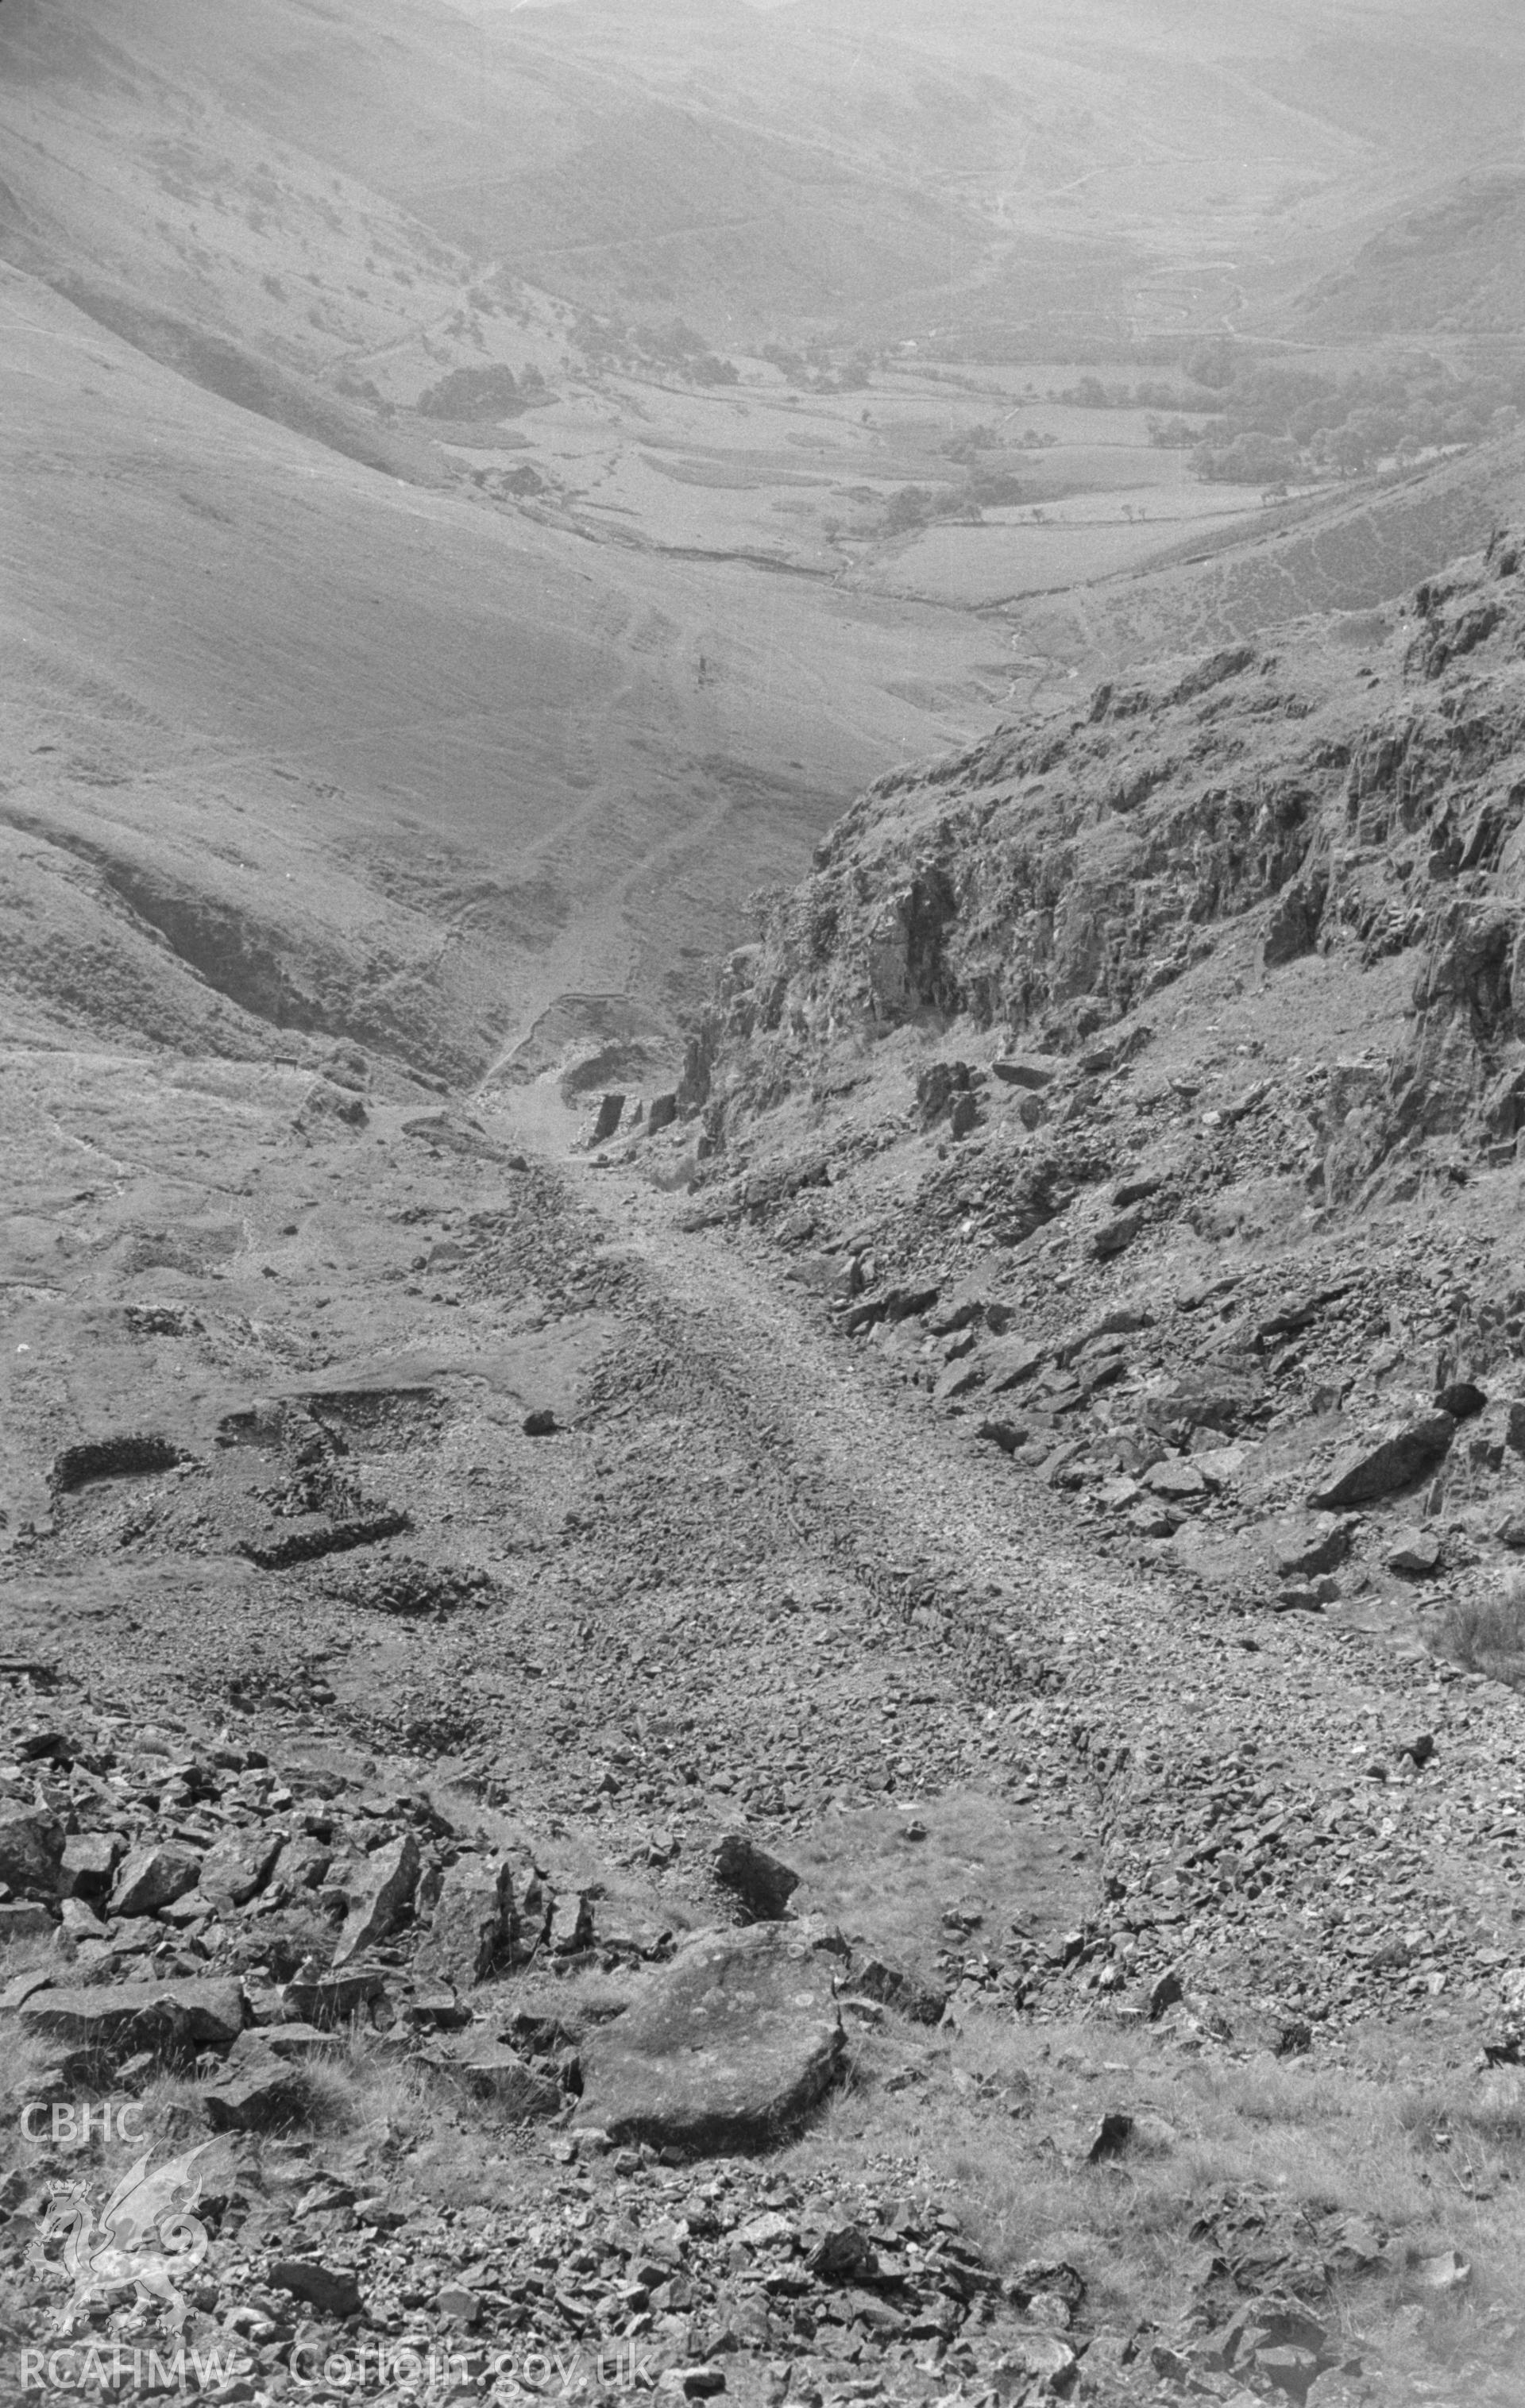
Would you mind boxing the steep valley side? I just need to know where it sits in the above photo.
[4,511,1525,2402]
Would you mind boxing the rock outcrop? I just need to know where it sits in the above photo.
[698,531,1525,1203]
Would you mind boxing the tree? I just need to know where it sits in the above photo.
[415,364,520,419]
[1184,337,1238,392]
[1194,432,1299,484]
[883,485,933,534]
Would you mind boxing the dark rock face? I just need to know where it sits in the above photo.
[268,2260,364,2319]
[916,1060,971,1128]
[992,1056,1056,1090]
[575,1925,844,2148]
[1262,868,1330,967]
[713,1832,801,1921]
[1308,1413,1455,1508]
[592,1093,625,1144]
[687,536,1525,1226]
[50,1434,187,1493]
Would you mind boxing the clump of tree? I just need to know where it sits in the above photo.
[415,364,525,419]
[761,341,878,393]
[943,423,999,462]
[572,313,739,385]
[967,463,1027,507]
[1055,374,1197,410]
[1178,340,1525,483]
[882,484,939,534]
[624,319,739,384]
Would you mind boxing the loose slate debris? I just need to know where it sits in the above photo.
[237,1507,412,1569]
[322,1553,494,1618]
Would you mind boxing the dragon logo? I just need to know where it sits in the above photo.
[29,2145,211,2329]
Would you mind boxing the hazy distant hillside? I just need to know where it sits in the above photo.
[11,0,1525,1082]
[11,0,1525,362]
[0,0,984,345]
[1292,173,1525,343]
[423,0,1525,347]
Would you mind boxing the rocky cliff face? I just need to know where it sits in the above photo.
[646,525,1525,1695]
[703,531,1525,1200]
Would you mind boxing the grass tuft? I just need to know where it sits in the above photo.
[781,2010,1525,2391]
[1436,1580,1525,1689]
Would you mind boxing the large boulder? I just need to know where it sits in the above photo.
[0,1808,65,1901]
[20,1978,245,2063]
[332,1832,419,1965]
[199,1827,284,1915]
[1262,1513,1353,1579]
[574,1925,844,2151]
[60,1832,122,1899]
[110,1843,202,1919]
[713,1833,800,1923]
[416,1857,515,1987]
[1091,1207,1143,1261]
[202,2048,307,2133]
[1308,1413,1454,1509]
[991,1057,1056,1092]
[280,1962,387,2030]
[983,1337,1047,1393]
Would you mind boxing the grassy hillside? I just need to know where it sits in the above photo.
[14,0,1525,361]
[0,265,1013,1078]
[1292,173,1525,345]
